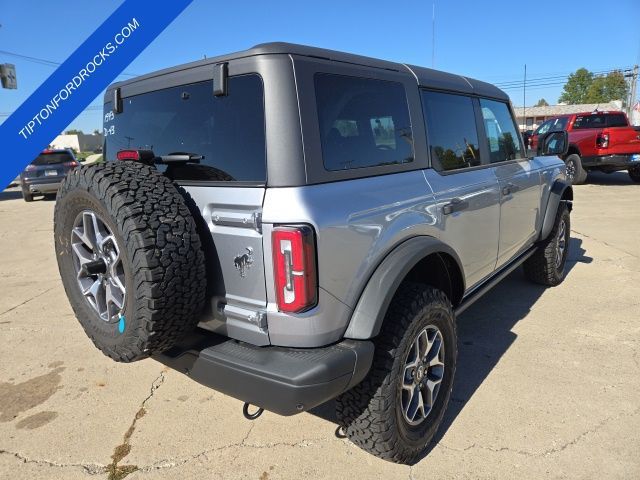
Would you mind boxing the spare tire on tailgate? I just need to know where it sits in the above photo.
[54,161,206,362]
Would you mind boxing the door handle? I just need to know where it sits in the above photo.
[443,198,469,215]
[502,183,519,195]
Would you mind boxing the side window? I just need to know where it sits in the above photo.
[536,120,551,135]
[479,99,524,164]
[421,91,481,172]
[315,74,413,171]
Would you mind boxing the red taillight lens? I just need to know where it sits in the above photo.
[272,226,317,313]
[116,149,140,161]
[596,133,609,148]
[63,161,79,168]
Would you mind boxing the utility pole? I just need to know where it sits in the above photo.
[629,65,638,117]
[523,64,527,130]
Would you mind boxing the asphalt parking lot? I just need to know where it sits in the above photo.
[0,171,638,480]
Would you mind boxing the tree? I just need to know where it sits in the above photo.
[65,129,82,135]
[559,68,629,105]
[559,68,593,104]
[535,98,549,107]
[586,71,628,104]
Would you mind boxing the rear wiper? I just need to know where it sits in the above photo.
[156,152,203,164]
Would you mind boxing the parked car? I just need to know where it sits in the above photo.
[529,116,571,152]
[531,112,640,184]
[53,43,573,464]
[19,149,79,202]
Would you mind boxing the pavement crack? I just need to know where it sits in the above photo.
[0,449,106,475]
[572,229,639,259]
[0,287,54,317]
[106,370,166,480]
[439,406,640,458]
[139,426,333,473]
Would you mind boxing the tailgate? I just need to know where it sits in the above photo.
[605,127,640,155]
[182,186,269,346]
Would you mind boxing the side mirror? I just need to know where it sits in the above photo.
[538,131,568,157]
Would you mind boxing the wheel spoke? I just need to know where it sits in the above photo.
[71,210,125,323]
[72,243,94,278]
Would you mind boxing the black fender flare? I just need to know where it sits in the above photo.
[540,180,573,241]
[343,236,464,340]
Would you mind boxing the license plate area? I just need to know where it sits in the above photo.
[45,170,58,176]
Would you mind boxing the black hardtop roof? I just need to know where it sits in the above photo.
[105,42,508,101]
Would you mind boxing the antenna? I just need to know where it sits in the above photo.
[431,2,435,68]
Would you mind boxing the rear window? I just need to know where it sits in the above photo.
[314,74,414,171]
[32,152,74,165]
[104,74,265,183]
[607,113,628,127]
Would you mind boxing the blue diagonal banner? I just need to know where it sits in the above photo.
[0,0,193,188]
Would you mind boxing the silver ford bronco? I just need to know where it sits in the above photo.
[54,43,573,464]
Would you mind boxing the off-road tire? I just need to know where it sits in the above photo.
[21,185,34,202]
[523,202,570,286]
[565,154,587,185]
[335,283,457,464]
[628,166,640,183]
[54,161,206,362]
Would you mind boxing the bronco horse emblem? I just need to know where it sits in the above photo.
[234,247,254,278]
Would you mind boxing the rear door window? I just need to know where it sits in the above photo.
[479,99,524,163]
[421,91,481,172]
[573,114,607,129]
[314,74,414,171]
[104,74,265,183]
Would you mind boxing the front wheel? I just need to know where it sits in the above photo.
[523,202,570,286]
[629,166,640,183]
[335,284,457,464]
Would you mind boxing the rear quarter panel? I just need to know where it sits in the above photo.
[262,170,439,346]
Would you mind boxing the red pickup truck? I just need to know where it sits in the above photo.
[530,111,640,184]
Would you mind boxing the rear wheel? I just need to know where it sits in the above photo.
[54,162,206,362]
[335,284,456,464]
[565,154,587,185]
[21,184,34,202]
[629,166,640,183]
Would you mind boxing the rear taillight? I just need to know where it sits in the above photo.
[25,164,37,171]
[596,133,609,148]
[272,226,317,313]
[63,161,79,168]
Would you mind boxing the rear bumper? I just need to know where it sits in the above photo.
[154,329,374,416]
[581,154,640,170]
[22,178,63,194]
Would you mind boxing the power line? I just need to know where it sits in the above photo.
[494,67,633,88]
[0,49,140,77]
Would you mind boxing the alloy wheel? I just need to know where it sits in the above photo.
[401,325,445,426]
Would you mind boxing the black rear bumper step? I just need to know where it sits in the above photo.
[153,329,374,416]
